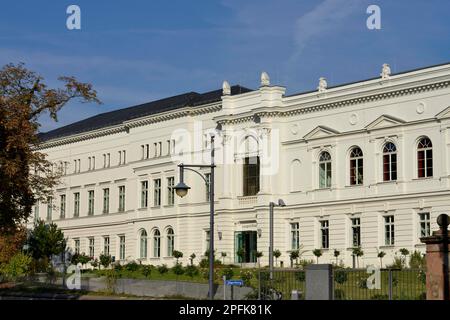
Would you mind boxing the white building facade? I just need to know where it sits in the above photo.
[33,63,450,268]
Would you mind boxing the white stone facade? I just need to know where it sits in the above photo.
[33,63,450,268]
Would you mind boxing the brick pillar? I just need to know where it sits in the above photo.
[420,214,450,300]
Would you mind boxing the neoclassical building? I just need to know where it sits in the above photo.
[33,62,450,268]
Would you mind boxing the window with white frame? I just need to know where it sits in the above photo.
[351,218,361,247]
[319,151,332,189]
[384,215,395,246]
[417,137,433,178]
[141,181,148,208]
[140,230,148,259]
[74,239,80,254]
[419,212,431,238]
[118,186,125,212]
[34,201,40,221]
[167,228,174,256]
[350,147,363,185]
[118,151,122,165]
[145,144,149,159]
[103,188,109,214]
[89,238,95,258]
[60,195,66,219]
[320,220,329,249]
[74,192,80,217]
[119,235,126,260]
[290,222,300,250]
[167,177,175,205]
[383,142,397,181]
[46,197,52,221]
[154,179,161,206]
[103,236,110,256]
[153,229,161,258]
[153,143,158,157]
[205,230,211,253]
[88,190,94,216]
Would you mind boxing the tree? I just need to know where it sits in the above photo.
[313,249,322,264]
[0,63,100,231]
[173,250,183,264]
[289,250,299,268]
[0,225,27,265]
[352,247,364,268]
[27,220,66,267]
[273,249,281,267]
[221,252,227,265]
[189,253,196,266]
[333,249,340,265]
[399,248,410,268]
[377,251,386,268]
[99,253,112,269]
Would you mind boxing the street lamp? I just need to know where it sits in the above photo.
[269,199,286,278]
[174,135,216,300]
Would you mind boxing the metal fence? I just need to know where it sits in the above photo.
[332,268,426,300]
[258,269,306,300]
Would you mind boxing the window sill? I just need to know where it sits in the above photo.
[163,205,175,208]
[412,177,433,181]
[151,206,161,210]
[379,245,395,249]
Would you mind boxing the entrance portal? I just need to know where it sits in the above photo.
[234,231,257,263]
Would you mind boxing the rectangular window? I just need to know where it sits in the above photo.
[351,218,361,247]
[103,236,110,256]
[158,142,162,157]
[92,156,95,170]
[103,188,110,214]
[291,222,300,250]
[153,143,158,157]
[141,145,145,159]
[141,181,148,208]
[154,179,161,206]
[384,215,395,246]
[243,156,260,196]
[123,150,126,164]
[205,173,211,202]
[418,149,433,178]
[205,230,211,253]
[88,157,91,171]
[119,236,126,260]
[419,212,431,238]
[103,154,106,168]
[74,192,80,217]
[34,201,40,222]
[46,197,52,221]
[88,190,95,216]
[146,144,149,159]
[320,220,329,249]
[167,140,171,155]
[167,177,175,206]
[89,238,95,258]
[74,239,80,255]
[319,162,332,188]
[107,153,110,167]
[118,186,126,212]
[118,151,122,165]
[60,195,66,219]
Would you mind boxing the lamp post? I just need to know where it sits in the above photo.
[269,199,286,279]
[174,135,216,300]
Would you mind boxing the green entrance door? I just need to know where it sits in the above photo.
[235,231,257,263]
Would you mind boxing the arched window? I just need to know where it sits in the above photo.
[153,229,161,258]
[140,230,148,259]
[417,137,433,178]
[350,147,363,185]
[383,142,397,181]
[319,151,332,189]
[166,228,174,257]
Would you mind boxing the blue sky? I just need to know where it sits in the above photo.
[1,0,449,132]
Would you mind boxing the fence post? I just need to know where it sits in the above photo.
[388,269,393,300]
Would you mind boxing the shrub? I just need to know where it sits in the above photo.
[295,271,305,282]
[387,256,404,269]
[113,263,123,272]
[0,252,32,281]
[157,264,169,274]
[298,259,314,269]
[104,269,118,294]
[370,294,389,300]
[220,267,234,280]
[184,265,199,278]
[142,265,152,278]
[99,253,112,269]
[334,271,348,284]
[173,250,183,264]
[312,249,322,263]
[334,289,345,300]
[125,261,139,272]
[240,270,254,286]
[91,258,99,269]
[189,253,196,265]
[409,250,426,270]
[172,263,184,275]
[199,258,209,268]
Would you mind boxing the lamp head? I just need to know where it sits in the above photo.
[278,199,286,207]
[174,181,190,198]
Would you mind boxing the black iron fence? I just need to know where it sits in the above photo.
[332,268,426,300]
[258,269,306,300]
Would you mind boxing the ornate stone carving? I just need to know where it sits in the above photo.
[260,71,270,86]
[222,80,231,96]
[317,77,328,92]
[380,63,391,79]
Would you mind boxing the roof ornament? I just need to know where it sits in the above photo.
[222,80,231,95]
[317,77,327,92]
[260,71,270,86]
[380,63,391,79]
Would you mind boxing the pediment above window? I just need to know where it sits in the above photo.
[435,106,450,119]
[303,126,340,140]
[365,114,405,130]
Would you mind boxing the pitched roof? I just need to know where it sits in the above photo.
[38,85,252,142]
